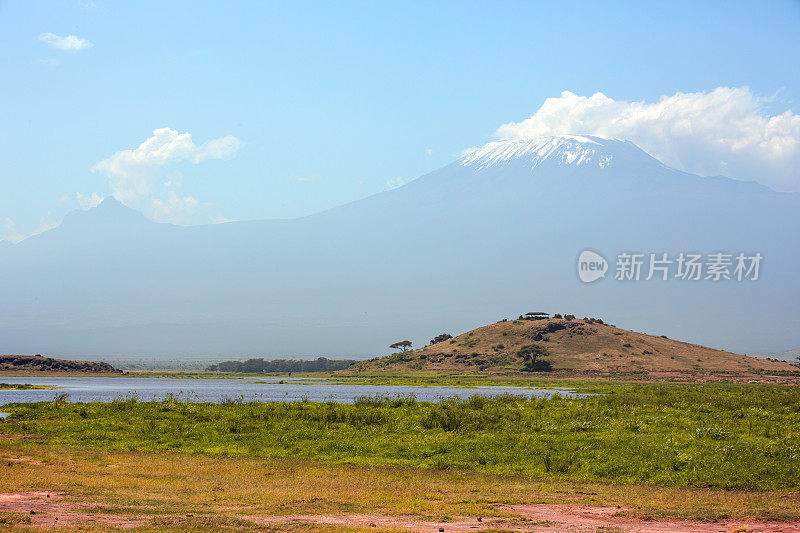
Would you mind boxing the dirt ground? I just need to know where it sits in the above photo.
[2,491,800,532]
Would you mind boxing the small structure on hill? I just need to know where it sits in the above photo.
[520,311,549,321]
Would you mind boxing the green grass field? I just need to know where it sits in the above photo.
[3,381,799,491]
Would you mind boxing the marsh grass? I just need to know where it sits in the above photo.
[0,383,58,390]
[3,382,800,491]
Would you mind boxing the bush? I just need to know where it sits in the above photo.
[429,333,453,346]
[517,344,552,372]
[527,359,553,372]
[527,321,568,341]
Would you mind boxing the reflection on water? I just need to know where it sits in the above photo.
[0,376,584,404]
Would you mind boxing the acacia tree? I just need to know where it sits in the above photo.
[517,344,551,371]
[390,340,412,352]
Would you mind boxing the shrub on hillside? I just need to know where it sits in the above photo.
[517,344,552,372]
[429,333,453,346]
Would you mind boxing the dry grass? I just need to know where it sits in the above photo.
[1,440,799,532]
[359,318,797,374]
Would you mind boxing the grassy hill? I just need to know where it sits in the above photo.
[356,317,797,375]
[0,354,122,374]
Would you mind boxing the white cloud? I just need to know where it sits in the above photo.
[496,87,800,191]
[75,192,103,209]
[150,194,199,224]
[1,217,59,244]
[37,58,59,67]
[386,176,406,190]
[1,218,18,243]
[38,32,92,51]
[91,127,241,223]
[201,136,241,160]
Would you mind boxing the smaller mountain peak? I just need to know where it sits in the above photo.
[96,196,125,208]
[87,196,142,217]
[60,196,151,231]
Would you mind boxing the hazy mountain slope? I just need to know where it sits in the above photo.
[356,317,797,374]
[1,136,798,357]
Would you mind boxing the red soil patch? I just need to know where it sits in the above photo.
[2,492,800,531]
[1,455,45,466]
[0,491,146,529]
[250,505,800,532]
[0,434,36,441]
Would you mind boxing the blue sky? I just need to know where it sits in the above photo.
[2,0,799,241]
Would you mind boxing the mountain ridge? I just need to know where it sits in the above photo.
[2,135,799,357]
[4,135,790,246]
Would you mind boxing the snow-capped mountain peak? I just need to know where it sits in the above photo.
[459,135,631,171]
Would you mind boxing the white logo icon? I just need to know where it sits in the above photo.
[577,250,608,283]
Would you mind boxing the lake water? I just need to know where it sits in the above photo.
[0,376,583,405]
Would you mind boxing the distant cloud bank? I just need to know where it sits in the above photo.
[497,87,800,191]
[88,127,240,224]
[38,32,92,51]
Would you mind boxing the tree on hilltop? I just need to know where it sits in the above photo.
[390,340,413,352]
